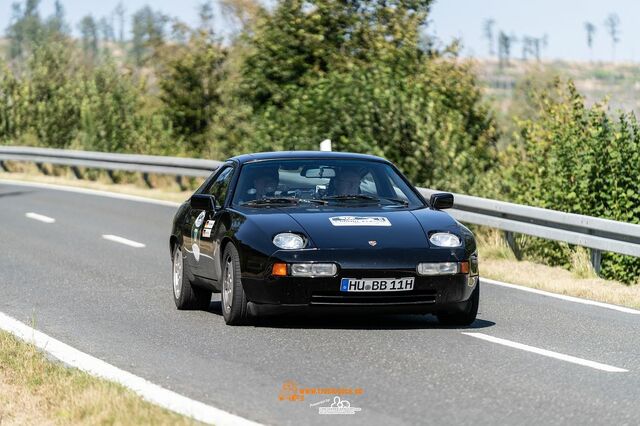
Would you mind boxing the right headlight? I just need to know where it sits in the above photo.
[429,232,461,247]
[273,233,306,250]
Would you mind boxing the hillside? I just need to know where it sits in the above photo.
[476,58,640,114]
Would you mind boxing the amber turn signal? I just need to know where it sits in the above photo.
[272,263,288,276]
[459,261,470,274]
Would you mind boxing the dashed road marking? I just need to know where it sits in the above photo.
[25,212,56,223]
[102,234,146,248]
[463,332,628,373]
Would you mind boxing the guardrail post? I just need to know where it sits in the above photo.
[0,160,7,172]
[35,162,49,175]
[106,170,116,183]
[142,172,154,188]
[590,249,602,275]
[70,166,83,180]
[175,175,186,191]
[504,231,522,260]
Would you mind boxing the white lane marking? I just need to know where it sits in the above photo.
[483,277,640,315]
[102,234,146,248]
[25,212,56,223]
[0,179,181,207]
[0,311,261,426]
[463,332,628,373]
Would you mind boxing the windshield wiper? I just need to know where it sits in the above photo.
[242,197,327,207]
[242,197,300,206]
[322,194,381,203]
[380,197,409,206]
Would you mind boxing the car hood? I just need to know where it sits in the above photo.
[286,208,459,250]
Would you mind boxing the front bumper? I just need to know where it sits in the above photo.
[244,271,477,304]
[241,247,478,312]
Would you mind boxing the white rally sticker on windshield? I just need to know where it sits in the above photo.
[329,216,391,227]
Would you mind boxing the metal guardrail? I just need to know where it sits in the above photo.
[418,189,640,273]
[1,146,639,272]
[0,146,222,177]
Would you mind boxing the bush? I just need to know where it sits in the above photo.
[503,79,640,284]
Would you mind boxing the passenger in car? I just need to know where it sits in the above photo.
[241,167,280,201]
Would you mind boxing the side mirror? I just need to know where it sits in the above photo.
[190,194,216,211]
[430,192,454,210]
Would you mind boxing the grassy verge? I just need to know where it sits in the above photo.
[477,229,640,309]
[0,330,199,425]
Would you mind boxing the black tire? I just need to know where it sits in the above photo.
[221,243,252,325]
[437,281,479,326]
[172,244,211,310]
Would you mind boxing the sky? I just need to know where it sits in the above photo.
[2,0,640,62]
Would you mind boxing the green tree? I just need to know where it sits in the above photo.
[604,13,620,61]
[584,22,596,60]
[7,0,44,59]
[241,0,433,109]
[23,42,81,148]
[158,31,226,154]
[483,18,495,56]
[503,80,640,283]
[114,2,126,43]
[78,15,99,58]
[0,61,25,142]
[131,6,169,65]
[45,0,69,37]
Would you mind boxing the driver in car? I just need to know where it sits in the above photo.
[333,168,361,196]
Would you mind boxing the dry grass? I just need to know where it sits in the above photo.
[0,167,204,423]
[477,229,640,309]
[0,331,199,425]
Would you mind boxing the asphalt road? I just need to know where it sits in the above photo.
[1,180,639,425]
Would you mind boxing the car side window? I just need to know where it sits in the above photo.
[206,166,235,209]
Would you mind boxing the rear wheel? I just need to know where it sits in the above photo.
[172,245,211,310]
[221,244,251,325]
[437,282,479,326]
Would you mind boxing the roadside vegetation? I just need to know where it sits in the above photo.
[0,330,198,425]
[0,0,638,285]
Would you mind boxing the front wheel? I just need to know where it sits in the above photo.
[437,282,479,326]
[221,244,252,325]
[172,245,211,310]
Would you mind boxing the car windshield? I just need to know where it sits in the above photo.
[231,159,424,208]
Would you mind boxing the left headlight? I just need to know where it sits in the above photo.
[429,232,461,248]
[273,233,306,250]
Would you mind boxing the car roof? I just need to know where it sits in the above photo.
[228,151,391,165]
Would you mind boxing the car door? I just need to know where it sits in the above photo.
[190,165,235,280]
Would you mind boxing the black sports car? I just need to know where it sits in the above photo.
[170,151,479,325]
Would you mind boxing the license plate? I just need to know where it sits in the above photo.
[340,277,415,292]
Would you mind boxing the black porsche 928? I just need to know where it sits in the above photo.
[170,151,479,325]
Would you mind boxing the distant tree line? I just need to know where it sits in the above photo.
[583,13,620,62]
[482,19,547,66]
[484,12,622,65]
